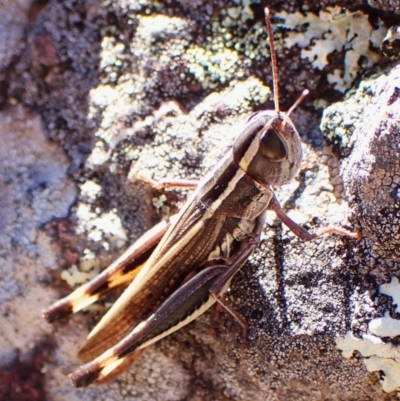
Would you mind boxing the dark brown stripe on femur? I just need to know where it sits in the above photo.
[121,246,154,275]
[88,280,109,295]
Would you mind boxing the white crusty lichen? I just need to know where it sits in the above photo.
[60,248,102,287]
[277,7,387,92]
[76,203,128,247]
[58,203,128,287]
[336,277,400,394]
[379,278,400,310]
[336,332,400,393]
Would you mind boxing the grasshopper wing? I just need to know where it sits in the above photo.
[77,192,226,363]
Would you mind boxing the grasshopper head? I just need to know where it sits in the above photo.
[232,110,302,187]
[232,7,307,188]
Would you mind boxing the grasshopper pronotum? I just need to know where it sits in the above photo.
[43,8,358,387]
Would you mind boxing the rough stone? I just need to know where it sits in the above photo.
[0,0,399,400]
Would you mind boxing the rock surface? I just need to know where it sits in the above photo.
[0,1,399,400]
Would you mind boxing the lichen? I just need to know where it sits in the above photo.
[331,64,400,396]
[336,278,400,394]
[277,7,387,92]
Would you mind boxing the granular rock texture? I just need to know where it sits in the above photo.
[0,0,399,400]
[322,65,400,281]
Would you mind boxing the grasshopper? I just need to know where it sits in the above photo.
[43,8,358,387]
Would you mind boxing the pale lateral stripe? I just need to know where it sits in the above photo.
[238,127,263,171]
[143,190,201,272]
[206,168,245,214]
[137,296,217,350]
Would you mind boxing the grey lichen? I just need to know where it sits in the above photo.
[277,7,387,92]
[0,106,77,376]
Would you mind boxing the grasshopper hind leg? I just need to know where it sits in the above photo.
[69,239,259,387]
[71,349,145,387]
[42,217,175,323]
[69,265,228,387]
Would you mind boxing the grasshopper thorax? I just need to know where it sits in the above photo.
[232,110,302,187]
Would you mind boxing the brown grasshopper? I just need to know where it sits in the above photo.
[43,8,358,387]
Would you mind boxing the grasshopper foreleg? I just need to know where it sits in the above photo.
[268,195,360,241]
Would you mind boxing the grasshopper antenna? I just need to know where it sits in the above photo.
[282,89,309,128]
[265,7,309,123]
[264,7,280,112]
[286,89,309,119]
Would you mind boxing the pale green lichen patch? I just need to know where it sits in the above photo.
[185,45,240,87]
[178,0,270,91]
[137,14,189,44]
[223,0,254,26]
[100,36,126,70]
[277,7,387,92]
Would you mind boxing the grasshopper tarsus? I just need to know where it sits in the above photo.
[212,293,249,344]
[314,226,361,240]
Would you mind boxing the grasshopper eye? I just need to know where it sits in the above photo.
[260,129,287,161]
